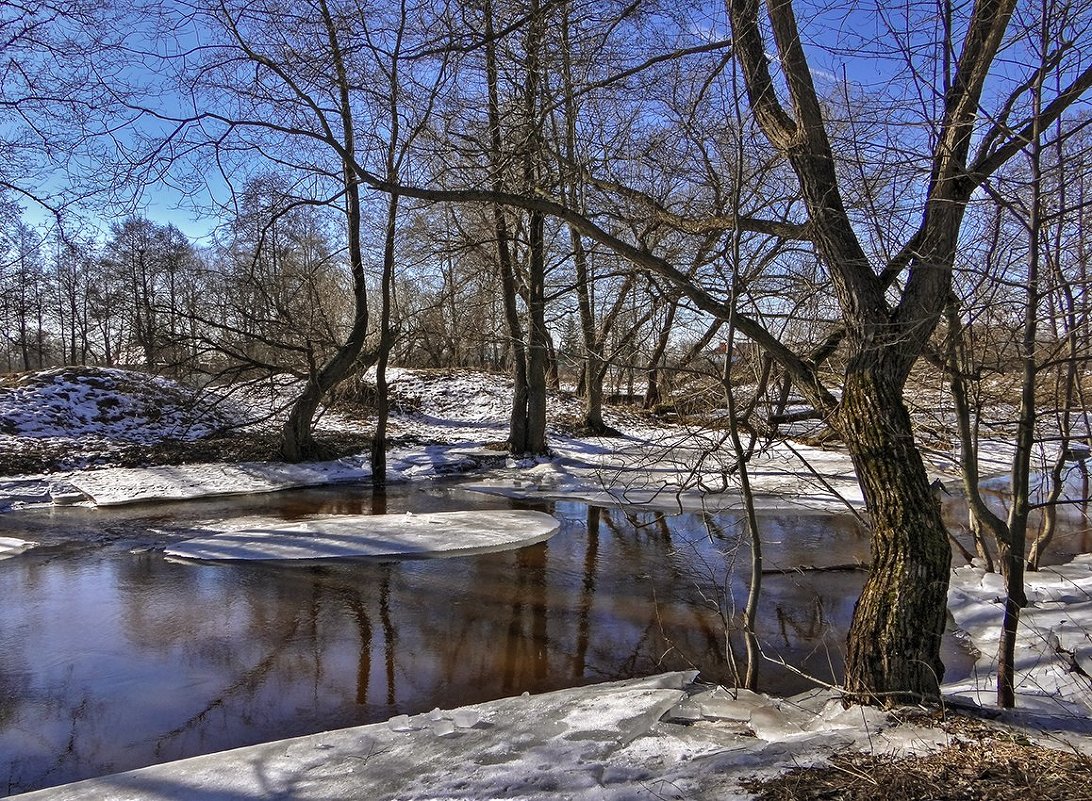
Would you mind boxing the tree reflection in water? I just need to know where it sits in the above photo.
[0,486,1025,795]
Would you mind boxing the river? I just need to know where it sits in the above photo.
[1,480,1082,796]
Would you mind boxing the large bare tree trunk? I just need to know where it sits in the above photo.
[840,370,952,702]
[724,0,1036,703]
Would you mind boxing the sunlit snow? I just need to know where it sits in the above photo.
[72,460,373,505]
[4,672,950,801]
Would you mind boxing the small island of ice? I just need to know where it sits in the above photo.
[164,509,560,561]
[0,536,37,559]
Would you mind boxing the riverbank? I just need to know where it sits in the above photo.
[1,365,996,515]
[1,366,1089,799]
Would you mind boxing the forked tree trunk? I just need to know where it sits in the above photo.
[644,297,677,409]
[840,369,952,704]
[282,0,369,463]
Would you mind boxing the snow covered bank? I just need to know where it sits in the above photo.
[945,554,1092,720]
[164,510,560,561]
[462,435,869,513]
[9,672,950,801]
[0,365,978,512]
[0,367,232,443]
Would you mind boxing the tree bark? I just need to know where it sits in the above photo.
[724,0,1023,704]
[520,0,549,456]
[371,193,398,485]
[525,208,550,454]
[840,369,952,703]
[945,299,1006,572]
[644,295,678,409]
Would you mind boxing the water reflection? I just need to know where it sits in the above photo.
[0,485,1009,796]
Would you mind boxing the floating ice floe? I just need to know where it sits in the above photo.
[71,460,373,506]
[0,536,37,559]
[164,509,560,561]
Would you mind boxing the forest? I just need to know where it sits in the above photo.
[3,0,1092,734]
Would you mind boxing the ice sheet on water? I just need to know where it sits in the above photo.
[164,510,561,561]
[0,536,36,559]
[71,460,372,506]
[11,673,695,801]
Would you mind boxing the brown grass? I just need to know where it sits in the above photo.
[742,717,1092,801]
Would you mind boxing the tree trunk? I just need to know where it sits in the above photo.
[282,375,325,462]
[525,209,549,454]
[584,355,606,432]
[282,0,368,463]
[570,230,609,433]
[945,299,1007,571]
[545,328,560,391]
[520,0,548,456]
[372,193,399,486]
[483,0,531,455]
[643,298,677,409]
[841,370,952,704]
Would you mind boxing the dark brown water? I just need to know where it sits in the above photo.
[2,480,1073,796]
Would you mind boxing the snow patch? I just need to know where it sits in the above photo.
[0,367,232,443]
[944,555,1092,718]
[11,671,980,801]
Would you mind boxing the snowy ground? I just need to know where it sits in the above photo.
[1,365,1091,799]
[8,672,960,801]
[0,365,990,516]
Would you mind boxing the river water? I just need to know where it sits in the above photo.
[0,481,1084,796]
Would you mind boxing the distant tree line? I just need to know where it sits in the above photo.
[0,189,727,403]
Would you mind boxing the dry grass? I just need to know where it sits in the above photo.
[743,716,1092,801]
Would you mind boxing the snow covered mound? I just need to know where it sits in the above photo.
[381,367,628,436]
[386,368,517,423]
[0,367,231,443]
[164,510,560,561]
